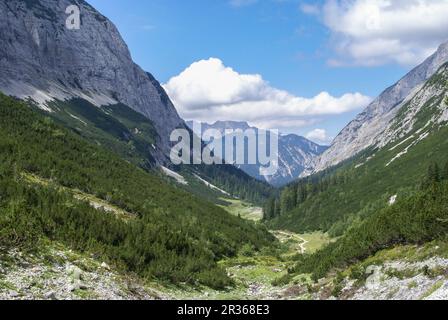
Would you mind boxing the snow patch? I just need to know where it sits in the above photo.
[68,113,87,126]
[389,195,397,206]
[161,166,188,185]
[1,80,117,111]
[193,174,230,196]
[386,131,430,167]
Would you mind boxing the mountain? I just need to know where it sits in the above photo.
[0,0,184,163]
[0,0,273,204]
[187,121,327,186]
[263,54,448,284]
[305,40,448,175]
[267,61,448,231]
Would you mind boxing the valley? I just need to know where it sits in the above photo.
[3,195,447,301]
[0,197,328,300]
[1,0,448,303]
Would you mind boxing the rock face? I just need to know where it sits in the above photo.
[307,40,448,175]
[0,0,184,159]
[187,121,327,186]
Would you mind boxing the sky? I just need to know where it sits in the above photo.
[88,0,448,145]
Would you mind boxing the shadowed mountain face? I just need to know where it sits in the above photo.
[187,121,327,186]
[0,0,184,163]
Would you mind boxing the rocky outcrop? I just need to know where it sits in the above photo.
[344,258,448,300]
[0,0,184,159]
[0,246,169,300]
[307,40,448,175]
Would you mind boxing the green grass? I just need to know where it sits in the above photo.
[420,281,444,300]
[294,179,448,280]
[299,232,333,254]
[219,199,263,221]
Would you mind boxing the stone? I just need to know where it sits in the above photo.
[9,290,19,298]
[66,265,83,281]
[69,282,81,292]
[44,291,57,300]
[101,262,111,270]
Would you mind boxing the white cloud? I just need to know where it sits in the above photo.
[307,0,448,66]
[163,58,371,130]
[306,128,332,144]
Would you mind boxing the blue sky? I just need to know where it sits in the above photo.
[88,0,448,144]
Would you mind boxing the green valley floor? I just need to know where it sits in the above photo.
[1,198,448,300]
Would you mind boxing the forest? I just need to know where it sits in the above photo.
[43,98,274,205]
[0,93,274,289]
[291,162,448,280]
[263,121,448,236]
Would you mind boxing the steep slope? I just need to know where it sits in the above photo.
[294,173,448,281]
[265,64,448,234]
[0,0,274,203]
[0,0,183,162]
[0,93,274,289]
[187,121,327,186]
[308,40,448,175]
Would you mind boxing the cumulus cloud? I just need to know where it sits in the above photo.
[163,58,371,130]
[306,128,332,144]
[305,0,448,66]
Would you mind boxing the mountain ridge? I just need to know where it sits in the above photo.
[187,120,327,186]
[0,0,184,163]
[306,40,448,176]
[0,0,273,203]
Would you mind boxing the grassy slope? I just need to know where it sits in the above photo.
[219,198,264,221]
[43,98,274,205]
[267,67,448,234]
[0,93,275,288]
[45,98,158,169]
[293,178,448,280]
[268,100,448,233]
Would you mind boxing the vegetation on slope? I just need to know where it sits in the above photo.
[183,164,275,205]
[43,98,274,204]
[264,123,448,235]
[0,93,274,289]
[264,67,448,235]
[292,164,448,280]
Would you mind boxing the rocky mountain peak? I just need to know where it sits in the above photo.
[306,39,448,175]
[0,0,184,160]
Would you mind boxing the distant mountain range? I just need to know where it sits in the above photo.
[187,121,327,186]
